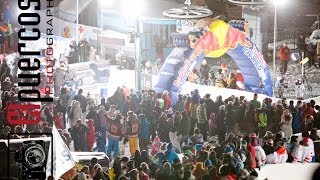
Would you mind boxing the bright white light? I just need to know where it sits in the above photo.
[272,0,288,6]
[102,0,116,8]
[121,0,145,17]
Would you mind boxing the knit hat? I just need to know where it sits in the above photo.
[250,137,259,147]
[250,133,257,138]
[224,146,233,154]
[195,144,203,151]
[154,136,161,143]
[241,140,247,148]
[302,137,309,146]
[204,158,212,167]
[184,150,194,158]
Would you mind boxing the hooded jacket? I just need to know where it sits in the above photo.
[162,143,179,164]
[276,146,288,163]
[54,113,64,129]
[291,144,312,163]
[139,117,150,140]
[126,113,139,137]
[86,119,96,148]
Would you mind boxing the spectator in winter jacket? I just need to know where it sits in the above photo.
[107,114,124,158]
[73,89,88,114]
[174,94,185,112]
[196,99,208,141]
[97,105,107,145]
[178,111,191,147]
[250,136,266,166]
[151,136,161,156]
[192,128,204,144]
[139,114,150,151]
[54,112,64,130]
[86,119,96,151]
[293,107,303,134]
[249,93,261,110]
[291,137,312,163]
[86,106,101,132]
[217,105,227,143]
[161,143,179,165]
[70,119,88,151]
[302,131,315,162]
[169,127,182,153]
[263,139,277,164]
[275,141,288,163]
[208,113,217,137]
[237,140,253,169]
[303,103,315,121]
[69,101,83,127]
[279,109,293,139]
[222,146,244,174]
[204,94,215,119]
[162,91,172,110]
[279,42,291,75]
[126,111,140,156]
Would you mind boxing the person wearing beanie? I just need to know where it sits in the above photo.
[275,141,288,163]
[222,146,244,174]
[192,162,205,180]
[126,111,140,156]
[291,137,312,163]
[139,114,150,151]
[204,158,212,169]
[286,135,299,162]
[262,139,277,164]
[237,140,253,169]
[250,137,266,167]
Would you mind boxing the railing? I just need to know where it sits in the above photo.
[268,31,296,44]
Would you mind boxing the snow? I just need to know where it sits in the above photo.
[257,163,320,180]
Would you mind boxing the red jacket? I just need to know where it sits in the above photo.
[279,47,290,61]
[248,143,257,168]
[54,114,64,129]
[302,107,315,121]
[162,94,172,110]
[86,119,96,148]
[235,73,244,83]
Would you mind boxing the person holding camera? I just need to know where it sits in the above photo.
[279,42,291,75]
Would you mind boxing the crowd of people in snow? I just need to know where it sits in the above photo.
[1,65,320,180]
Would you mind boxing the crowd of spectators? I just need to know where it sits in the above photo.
[1,64,320,179]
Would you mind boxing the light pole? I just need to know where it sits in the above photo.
[100,0,103,60]
[122,0,144,92]
[76,0,79,45]
[272,1,277,97]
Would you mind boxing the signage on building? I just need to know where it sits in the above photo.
[176,20,195,33]
[141,73,153,90]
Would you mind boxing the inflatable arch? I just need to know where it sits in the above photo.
[154,19,272,103]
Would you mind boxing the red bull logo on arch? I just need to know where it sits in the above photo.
[154,19,273,103]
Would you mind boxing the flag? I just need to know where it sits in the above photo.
[46,125,76,179]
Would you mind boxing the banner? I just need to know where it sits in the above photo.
[46,125,76,179]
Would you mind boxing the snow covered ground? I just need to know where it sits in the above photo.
[257,163,320,180]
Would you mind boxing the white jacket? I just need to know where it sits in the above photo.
[308,138,315,157]
[254,146,267,166]
[266,152,278,164]
[276,148,288,163]
[169,132,182,152]
[291,144,312,163]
